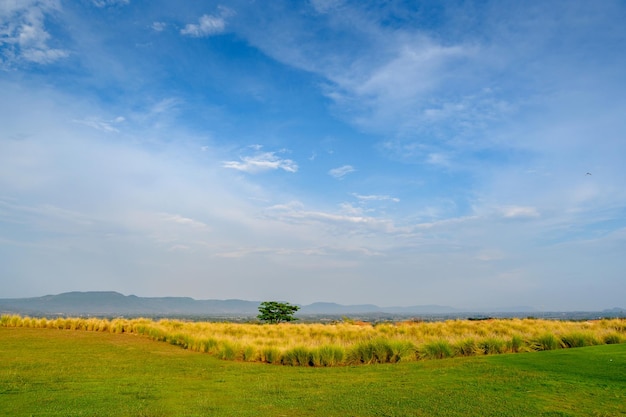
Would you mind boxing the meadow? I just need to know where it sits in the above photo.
[1,315,624,366]
[1,326,624,416]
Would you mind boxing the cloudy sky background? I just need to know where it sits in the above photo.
[1,0,625,310]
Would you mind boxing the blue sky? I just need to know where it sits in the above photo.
[1,0,625,310]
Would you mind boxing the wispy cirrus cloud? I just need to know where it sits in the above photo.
[73,116,125,133]
[231,3,480,137]
[499,206,540,219]
[232,1,624,171]
[328,165,354,179]
[352,193,399,203]
[159,213,209,230]
[181,7,234,37]
[91,0,129,7]
[222,150,298,174]
[265,201,401,235]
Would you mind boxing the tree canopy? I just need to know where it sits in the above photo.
[257,301,300,324]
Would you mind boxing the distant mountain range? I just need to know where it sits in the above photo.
[0,291,461,317]
[0,292,260,317]
[0,291,623,319]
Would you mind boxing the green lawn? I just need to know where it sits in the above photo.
[1,327,624,416]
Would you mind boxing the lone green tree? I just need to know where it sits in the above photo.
[257,301,300,324]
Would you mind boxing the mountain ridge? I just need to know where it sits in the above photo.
[0,291,462,316]
[0,291,624,318]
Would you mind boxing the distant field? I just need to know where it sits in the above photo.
[1,327,624,416]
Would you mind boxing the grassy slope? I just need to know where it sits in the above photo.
[1,327,624,417]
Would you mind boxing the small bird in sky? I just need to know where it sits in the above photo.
[586,172,592,175]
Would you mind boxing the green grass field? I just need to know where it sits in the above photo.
[1,327,624,416]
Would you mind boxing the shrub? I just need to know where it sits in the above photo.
[145,328,166,342]
[52,318,66,329]
[96,320,109,332]
[70,318,85,331]
[371,339,394,363]
[561,332,598,348]
[316,345,345,366]
[478,337,506,354]
[389,340,417,362]
[282,346,312,366]
[199,338,218,353]
[261,347,281,364]
[242,345,258,362]
[533,333,561,351]
[508,335,525,353]
[168,333,190,348]
[346,339,395,364]
[310,348,323,367]
[217,342,238,361]
[85,319,96,331]
[420,340,453,359]
[603,333,623,344]
[347,341,375,364]
[110,319,128,334]
[453,338,478,356]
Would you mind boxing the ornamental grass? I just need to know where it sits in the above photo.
[2,315,624,367]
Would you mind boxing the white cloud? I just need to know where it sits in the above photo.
[160,213,209,230]
[475,250,505,262]
[353,193,399,203]
[351,41,471,102]
[73,116,125,133]
[149,97,181,115]
[122,97,182,130]
[426,152,451,167]
[338,202,363,216]
[499,206,540,219]
[232,5,481,138]
[416,215,479,230]
[331,40,485,138]
[265,202,401,235]
[0,200,95,232]
[310,0,343,14]
[222,151,298,174]
[20,47,68,63]
[91,0,129,7]
[151,22,167,32]
[181,8,234,37]
[0,0,69,66]
[328,165,354,179]
[181,15,224,37]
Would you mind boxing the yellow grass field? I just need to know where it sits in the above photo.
[2,315,624,366]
